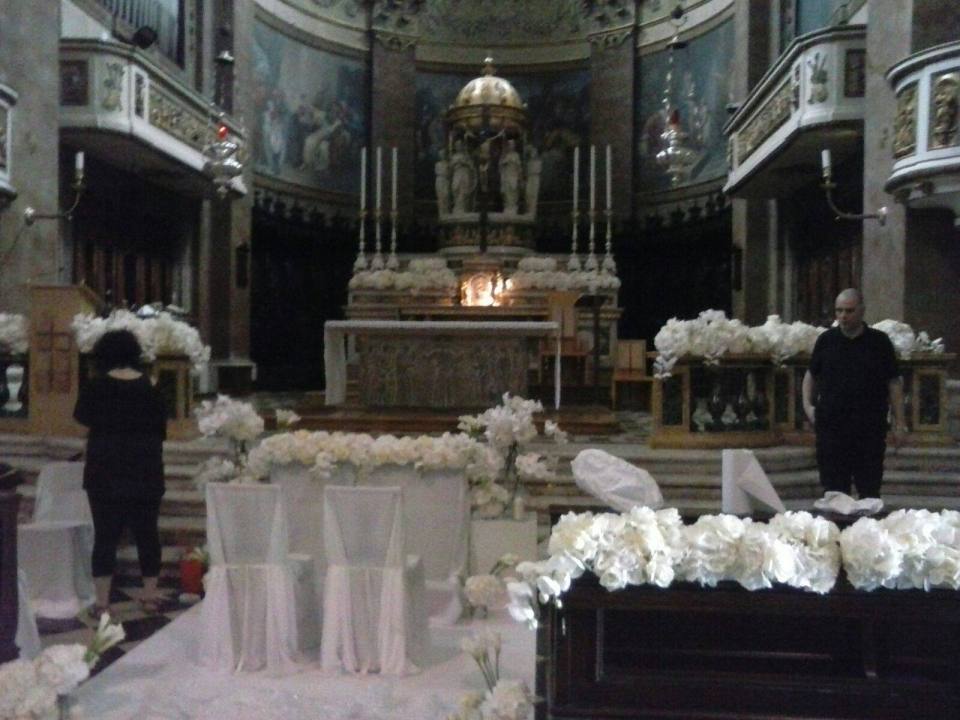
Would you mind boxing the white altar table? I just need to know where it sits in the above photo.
[323,320,561,408]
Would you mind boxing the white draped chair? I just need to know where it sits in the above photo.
[198,483,301,673]
[17,461,95,618]
[365,464,469,624]
[320,485,428,675]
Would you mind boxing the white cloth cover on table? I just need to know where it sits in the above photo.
[17,461,95,618]
[15,570,41,659]
[320,485,428,675]
[571,449,663,512]
[365,464,468,624]
[721,449,786,515]
[198,483,301,673]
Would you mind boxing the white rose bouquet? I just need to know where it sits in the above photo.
[195,394,264,464]
[0,312,28,355]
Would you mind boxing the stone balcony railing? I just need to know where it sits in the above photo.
[723,25,867,198]
[885,41,960,225]
[59,39,246,196]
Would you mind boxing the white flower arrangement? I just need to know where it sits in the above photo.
[464,554,522,615]
[195,395,264,465]
[0,613,124,719]
[192,456,240,489]
[840,509,960,591]
[507,269,620,293]
[449,631,534,720]
[459,394,563,519]
[507,509,844,629]
[0,312,28,355]
[72,310,211,371]
[516,257,558,273]
[654,311,946,377]
[349,257,458,294]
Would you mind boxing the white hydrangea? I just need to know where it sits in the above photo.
[195,394,264,444]
[479,679,534,720]
[0,312,28,354]
[464,574,507,610]
[34,644,89,695]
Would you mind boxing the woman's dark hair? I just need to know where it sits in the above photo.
[92,329,144,374]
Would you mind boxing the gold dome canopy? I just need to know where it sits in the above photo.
[446,58,528,134]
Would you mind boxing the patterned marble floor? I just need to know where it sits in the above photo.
[33,575,195,678]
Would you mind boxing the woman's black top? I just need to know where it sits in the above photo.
[74,374,167,501]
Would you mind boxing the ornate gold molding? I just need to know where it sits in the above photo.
[893,83,917,159]
[929,71,960,150]
[148,85,208,151]
[737,79,794,162]
[587,27,634,50]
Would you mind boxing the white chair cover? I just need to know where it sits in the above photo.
[320,485,428,675]
[365,464,468,624]
[15,570,41,659]
[198,483,301,673]
[721,449,786,515]
[17,461,95,618]
[571,449,663,512]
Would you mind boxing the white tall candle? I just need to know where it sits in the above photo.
[589,144,596,212]
[359,147,367,209]
[821,148,832,177]
[605,144,612,211]
[376,146,383,212]
[75,151,85,173]
[391,146,398,211]
[572,146,580,214]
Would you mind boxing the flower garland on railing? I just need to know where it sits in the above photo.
[508,256,620,292]
[0,612,125,719]
[653,311,945,378]
[0,313,28,355]
[349,257,458,294]
[72,309,211,371]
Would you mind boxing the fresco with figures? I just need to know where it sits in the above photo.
[636,18,734,192]
[252,20,368,194]
[415,68,590,205]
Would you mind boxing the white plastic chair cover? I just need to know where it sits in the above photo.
[17,461,95,618]
[721,449,786,515]
[320,485,428,675]
[15,570,41,659]
[198,483,301,673]
[365,464,468,624]
[571,449,663,512]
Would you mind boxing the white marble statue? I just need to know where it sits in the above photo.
[435,149,451,217]
[524,146,542,218]
[499,139,522,215]
[450,139,477,214]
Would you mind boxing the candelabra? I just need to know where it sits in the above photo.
[386,209,399,269]
[370,208,385,270]
[602,208,616,274]
[353,208,368,271]
[820,149,887,225]
[567,208,581,271]
[585,210,598,271]
[24,152,85,225]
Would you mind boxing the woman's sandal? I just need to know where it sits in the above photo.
[138,596,162,615]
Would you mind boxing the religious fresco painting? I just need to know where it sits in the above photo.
[415,68,590,205]
[636,18,735,192]
[252,20,368,194]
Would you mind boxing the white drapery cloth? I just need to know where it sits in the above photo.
[320,485,428,675]
[17,461,95,619]
[365,465,468,625]
[15,570,41,659]
[198,483,301,673]
[721,449,786,515]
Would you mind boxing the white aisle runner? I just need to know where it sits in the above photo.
[73,605,535,720]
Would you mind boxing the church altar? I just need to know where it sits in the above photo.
[324,319,559,408]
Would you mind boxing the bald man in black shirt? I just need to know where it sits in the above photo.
[802,289,906,499]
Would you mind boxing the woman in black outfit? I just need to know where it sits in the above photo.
[74,329,167,614]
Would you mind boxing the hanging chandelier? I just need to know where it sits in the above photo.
[202,116,243,198]
[655,3,698,187]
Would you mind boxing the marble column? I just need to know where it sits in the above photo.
[729,0,772,322]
